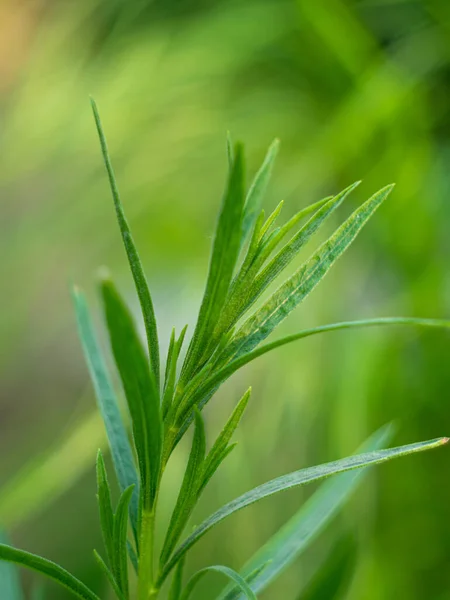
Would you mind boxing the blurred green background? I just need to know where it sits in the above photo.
[1,0,450,598]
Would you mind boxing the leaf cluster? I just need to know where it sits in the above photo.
[0,100,448,600]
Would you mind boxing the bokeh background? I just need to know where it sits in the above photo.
[1,0,450,598]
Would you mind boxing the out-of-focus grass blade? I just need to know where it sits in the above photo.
[0,410,105,529]
[90,98,160,386]
[160,410,206,567]
[229,184,394,358]
[160,436,448,582]
[31,584,46,600]
[0,544,100,600]
[181,144,245,379]
[217,424,392,600]
[0,532,24,600]
[241,139,279,246]
[180,565,256,600]
[73,287,139,535]
[101,277,162,507]
[297,535,357,600]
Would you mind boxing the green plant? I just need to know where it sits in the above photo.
[0,99,448,600]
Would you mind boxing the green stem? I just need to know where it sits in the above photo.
[137,508,156,600]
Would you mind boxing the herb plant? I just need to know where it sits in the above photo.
[0,99,448,600]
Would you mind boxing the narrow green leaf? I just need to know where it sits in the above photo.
[297,535,357,600]
[0,533,24,600]
[228,184,394,359]
[182,144,246,379]
[246,181,360,309]
[209,317,450,396]
[90,97,160,386]
[163,326,188,420]
[160,410,206,566]
[160,436,448,582]
[180,565,256,600]
[168,557,185,600]
[241,139,279,246]
[199,388,251,493]
[0,544,100,600]
[218,424,392,600]
[94,551,126,600]
[113,486,135,599]
[96,451,115,567]
[72,288,139,537]
[101,278,162,507]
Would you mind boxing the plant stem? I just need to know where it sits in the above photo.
[137,508,156,600]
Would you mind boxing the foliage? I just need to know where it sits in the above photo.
[0,100,448,599]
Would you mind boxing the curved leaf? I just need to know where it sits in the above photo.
[160,436,448,582]
[218,424,392,600]
[0,544,100,600]
[180,565,256,600]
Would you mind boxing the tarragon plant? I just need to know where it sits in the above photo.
[0,99,448,600]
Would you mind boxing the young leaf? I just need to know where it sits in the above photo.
[163,326,188,420]
[160,410,206,566]
[94,551,126,600]
[182,144,245,379]
[0,544,100,600]
[168,557,185,600]
[72,288,139,537]
[199,388,251,493]
[245,181,361,310]
[0,532,24,600]
[241,139,279,246]
[227,184,395,359]
[101,277,162,507]
[96,451,115,567]
[90,98,160,386]
[180,565,257,600]
[217,424,393,600]
[160,436,448,582]
[113,486,135,599]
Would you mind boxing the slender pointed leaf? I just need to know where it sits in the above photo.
[241,139,279,245]
[113,486,134,599]
[218,424,392,600]
[228,184,394,359]
[101,278,162,507]
[91,98,160,386]
[96,451,115,567]
[160,410,206,566]
[94,551,126,600]
[180,565,256,600]
[160,436,448,582]
[0,544,100,600]
[72,287,139,537]
[199,389,251,493]
[182,144,245,378]
[247,181,361,308]
[163,326,188,419]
